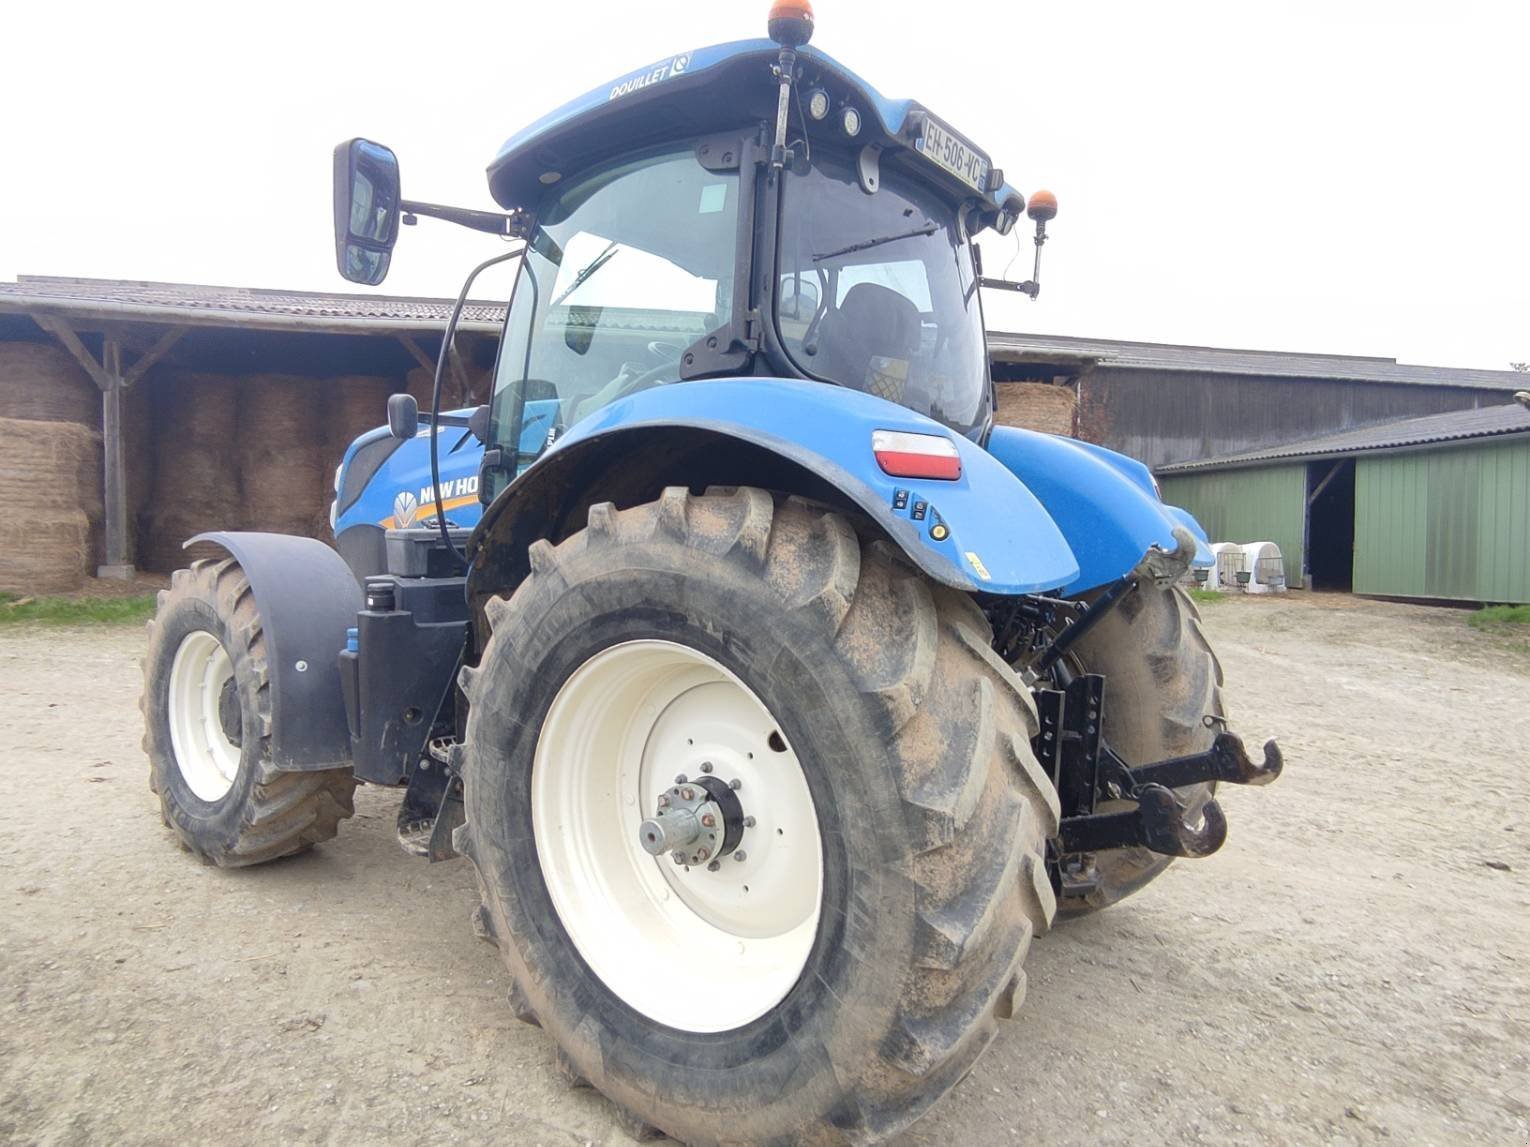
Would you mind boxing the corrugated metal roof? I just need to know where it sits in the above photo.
[1158,401,1530,473]
[0,275,507,334]
[986,330,1525,391]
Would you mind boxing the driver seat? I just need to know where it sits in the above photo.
[813,282,921,402]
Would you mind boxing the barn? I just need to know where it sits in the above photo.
[1158,402,1530,603]
[1,275,1526,604]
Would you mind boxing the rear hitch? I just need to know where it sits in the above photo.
[1038,673,1283,861]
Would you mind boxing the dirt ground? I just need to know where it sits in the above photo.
[2,593,1527,1146]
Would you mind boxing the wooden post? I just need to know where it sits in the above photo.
[37,316,186,579]
[98,339,132,577]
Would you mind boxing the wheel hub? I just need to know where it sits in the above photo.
[217,676,242,747]
[638,772,747,868]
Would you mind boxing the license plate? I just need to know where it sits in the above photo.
[915,116,989,192]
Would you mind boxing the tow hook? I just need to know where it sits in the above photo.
[639,772,747,869]
[1037,674,1284,861]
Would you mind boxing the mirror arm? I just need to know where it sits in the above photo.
[400,199,528,238]
[980,277,1039,299]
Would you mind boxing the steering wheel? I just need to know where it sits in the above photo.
[646,340,686,363]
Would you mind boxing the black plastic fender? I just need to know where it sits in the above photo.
[188,532,360,771]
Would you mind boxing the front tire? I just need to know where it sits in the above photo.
[458,488,1058,1144]
[142,557,356,866]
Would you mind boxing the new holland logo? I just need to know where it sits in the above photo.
[393,489,418,528]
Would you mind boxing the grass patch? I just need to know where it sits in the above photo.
[1468,604,1530,631]
[0,592,157,627]
[1188,587,1226,604]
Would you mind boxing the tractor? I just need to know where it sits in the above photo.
[141,3,1282,1141]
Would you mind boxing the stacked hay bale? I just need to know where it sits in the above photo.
[993,381,1077,437]
[0,420,100,593]
[142,371,239,572]
[0,341,102,592]
[235,374,326,542]
[318,375,395,539]
[406,360,492,413]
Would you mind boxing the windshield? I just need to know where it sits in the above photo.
[775,152,990,438]
[487,147,740,485]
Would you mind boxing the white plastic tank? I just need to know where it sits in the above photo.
[1206,543,1248,592]
[1241,541,1287,593]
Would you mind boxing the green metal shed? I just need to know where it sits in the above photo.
[1156,401,1530,603]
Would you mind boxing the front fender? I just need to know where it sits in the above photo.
[471,379,1079,595]
[985,427,1209,593]
[188,532,360,771]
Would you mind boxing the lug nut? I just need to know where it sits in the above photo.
[681,787,694,801]
[707,861,720,872]
[734,850,747,862]
[743,816,756,828]
[675,774,687,784]
[671,851,685,865]
[657,795,670,808]
[700,813,716,828]
[700,761,713,773]
[697,847,710,861]
[729,778,742,790]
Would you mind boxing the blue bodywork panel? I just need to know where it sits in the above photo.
[333,420,487,534]
[486,39,1024,217]
[513,378,1079,595]
[985,427,1212,594]
[333,389,1212,598]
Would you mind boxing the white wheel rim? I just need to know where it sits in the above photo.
[532,640,824,1033]
[167,630,241,802]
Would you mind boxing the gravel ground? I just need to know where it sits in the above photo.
[2,593,1527,1146]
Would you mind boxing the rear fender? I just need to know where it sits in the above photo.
[188,532,360,771]
[985,427,1210,594]
[468,378,1079,598]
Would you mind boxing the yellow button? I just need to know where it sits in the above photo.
[930,523,949,541]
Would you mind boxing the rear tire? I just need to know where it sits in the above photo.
[458,488,1058,1144]
[141,557,356,866]
[1057,580,1223,914]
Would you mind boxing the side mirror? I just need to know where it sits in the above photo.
[333,138,402,285]
[387,392,419,440]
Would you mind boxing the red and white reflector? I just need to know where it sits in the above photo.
[871,430,962,481]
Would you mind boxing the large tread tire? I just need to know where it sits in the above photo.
[1058,580,1224,915]
[141,557,356,867]
[458,487,1058,1145]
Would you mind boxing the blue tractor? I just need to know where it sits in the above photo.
[142,4,1280,1140]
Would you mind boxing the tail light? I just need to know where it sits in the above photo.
[871,430,962,481]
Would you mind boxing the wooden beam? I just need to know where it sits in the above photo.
[122,325,187,387]
[396,334,437,373]
[36,316,111,391]
[1307,460,1346,506]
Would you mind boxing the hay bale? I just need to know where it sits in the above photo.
[141,508,237,572]
[406,364,487,412]
[0,418,101,514]
[0,510,91,594]
[994,381,1077,437]
[239,373,321,449]
[0,341,99,425]
[159,370,237,443]
[326,374,395,447]
[238,444,325,535]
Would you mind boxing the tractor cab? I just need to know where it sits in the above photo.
[479,30,1031,497]
[333,5,1051,505]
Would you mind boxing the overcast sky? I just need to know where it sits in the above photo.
[3,0,1525,370]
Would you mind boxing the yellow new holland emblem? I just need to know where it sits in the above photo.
[964,551,991,581]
